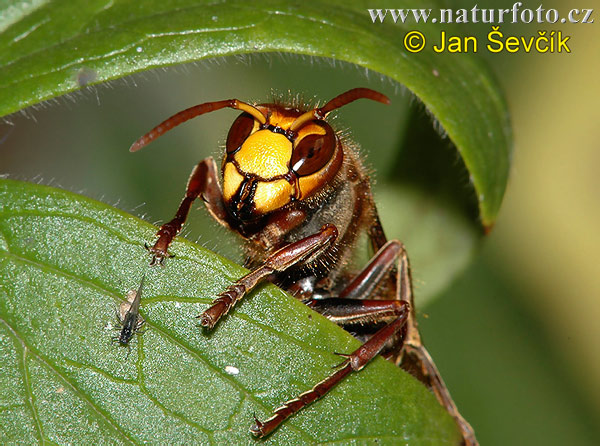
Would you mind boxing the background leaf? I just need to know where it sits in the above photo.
[0,178,461,444]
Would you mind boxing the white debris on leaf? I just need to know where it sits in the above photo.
[225,365,240,375]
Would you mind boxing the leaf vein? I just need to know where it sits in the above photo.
[134,336,213,436]
[20,346,45,444]
[149,322,316,442]
[0,319,139,445]
[0,246,316,442]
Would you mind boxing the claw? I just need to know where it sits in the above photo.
[249,414,265,437]
[144,242,174,267]
[196,312,215,329]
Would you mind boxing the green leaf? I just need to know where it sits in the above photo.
[0,179,461,444]
[0,0,511,227]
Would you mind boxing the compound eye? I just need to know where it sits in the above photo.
[291,126,336,176]
[226,113,255,154]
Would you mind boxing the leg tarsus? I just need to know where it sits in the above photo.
[145,158,227,266]
[400,342,478,446]
[145,241,175,267]
[250,361,354,438]
[147,218,185,265]
[250,307,408,437]
[196,283,247,329]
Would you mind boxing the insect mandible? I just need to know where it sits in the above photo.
[130,88,477,445]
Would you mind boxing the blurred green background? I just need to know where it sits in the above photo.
[1,1,599,444]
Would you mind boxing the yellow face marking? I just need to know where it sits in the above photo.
[253,179,293,214]
[222,162,244,202]
[294,122,326,143]
[297,170,327,200]
[234,130,292,178]
[223,107,340,214]
[265,109,298,129]
[267,109,327,137]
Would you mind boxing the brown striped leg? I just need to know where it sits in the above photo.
[307,298,406,326]
[148,157,225,266]
[249,240,410,437]
[198,224,338,329]
[367,218,478,446]
[338,240,404,300]
[401,344,477,446]
[250,302,409,437]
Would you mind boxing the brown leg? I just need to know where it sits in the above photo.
[148,157,227,265]
[258,216,477,443]
[367,216,479,446]
[307,298,406,325]
[338,240,404,300]
[400,344,477,446]
[198,224,338,329]
[250,301,409,437]
[250,240,412,437]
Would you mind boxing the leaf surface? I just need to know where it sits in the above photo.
[0,179,461,444]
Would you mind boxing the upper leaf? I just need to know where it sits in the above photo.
[0,0,511,226]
